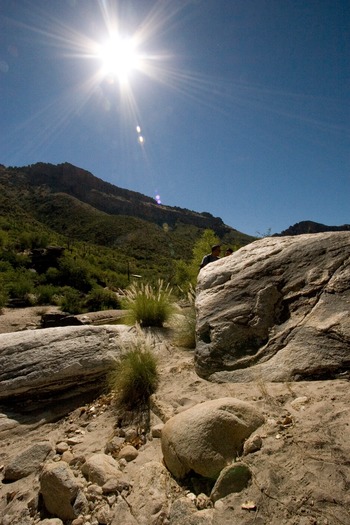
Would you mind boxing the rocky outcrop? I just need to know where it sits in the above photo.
[195,232,350,382]
[161,398,264,479]
[0,325,135,399]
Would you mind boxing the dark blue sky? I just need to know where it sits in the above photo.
[0,0,349,235]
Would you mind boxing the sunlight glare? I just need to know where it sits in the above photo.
[97,35,140,83]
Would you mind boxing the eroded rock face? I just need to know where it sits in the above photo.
[0,325,135,399]
[161,398,264,479]
[195,232,350,382]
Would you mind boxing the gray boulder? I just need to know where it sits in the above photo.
[40,462,88,520]
[81,453,122,485]
[161,398,264,479]
[0,324,135,399]
[195,232,350,382]
[4,441,53,481]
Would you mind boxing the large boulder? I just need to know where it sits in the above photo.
[195,232,350,382]
[81,453,122,485]
[40,462,88,520]
[3,441,53,481]
[0,324,135,399]
[161,397,264,479]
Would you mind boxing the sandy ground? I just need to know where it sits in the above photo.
[0,306,49,333]
[0,308,349,524]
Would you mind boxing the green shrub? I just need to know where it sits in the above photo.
[107,334,159,408]
[121,280,177,327]
[6,270,35,301]
[84,287,120,311]
[58,257,94,292]
[60,288,84,314]
[44,266,60,284]
[36,284,61,305]
[172,286,196,349]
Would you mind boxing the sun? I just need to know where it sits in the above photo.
[96,34,141,83]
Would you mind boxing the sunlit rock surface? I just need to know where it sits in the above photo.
[195,232,350,382]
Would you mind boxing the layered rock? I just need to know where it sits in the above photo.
[0,324,135,399]
[195,232,350,382]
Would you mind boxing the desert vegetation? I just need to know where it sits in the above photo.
[0,203,240,316]
[120,280,178,327]
[106,331,159,408]
[0,164,253,314]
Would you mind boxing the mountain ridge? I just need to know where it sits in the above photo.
[275,220,350,236]
[18,162,239,236]
[0,162,254,281]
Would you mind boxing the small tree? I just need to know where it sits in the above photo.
[189,229,221,284]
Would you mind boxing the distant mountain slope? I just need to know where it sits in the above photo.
[276,220,350,236]
[0,163,254,256]
[16,162,244,237]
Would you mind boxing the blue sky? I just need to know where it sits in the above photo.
[0,0,349,236]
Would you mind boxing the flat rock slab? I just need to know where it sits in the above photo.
[0,324,135,399]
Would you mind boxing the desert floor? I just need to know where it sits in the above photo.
[0,307,349,525]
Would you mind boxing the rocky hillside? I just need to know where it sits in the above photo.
[1,163,250,242]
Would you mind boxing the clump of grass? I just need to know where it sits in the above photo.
[172,285,196,349]
[121,279,177,327]
[107,334,159,408]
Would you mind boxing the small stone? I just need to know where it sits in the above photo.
[104,436,125,455]
[118,458,127,469]
[107,494,117,506]
[61,451,74,464]
[56,442,70,454]
[87,484,103,496]
[67,436,84,446]
[196,493,212,510]
[124,428,138,442]
[186,492,196,502]
[151,424,164,438]
[102,478,121,494]
[72,518,84,525]
[290,396,309,410]
[96,504,112,524]
[243,434,263,455]
[241,500,257,511]
[118,445,138,462]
